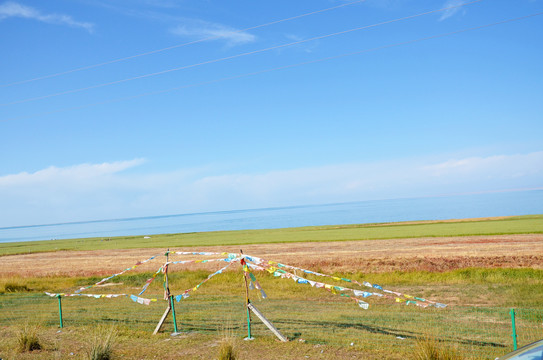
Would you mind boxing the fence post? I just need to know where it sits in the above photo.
[246,305,252,339]
[57,295,63,328]
[510,308,517,350]
[170,295,178,334]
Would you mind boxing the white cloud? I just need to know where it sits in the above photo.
[0,152,542,226]
[186,152,543,206]
[0,1,95,32]
[0,159,145,187]
[423,152,543,179]
[439,0,467,21]
[140,0,179,8]
[171,20,256,46]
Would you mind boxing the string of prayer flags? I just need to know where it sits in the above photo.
[174,261,236,302]
[246,262,373,309]
[246,260,445,310]
[338,291,370,309]
[130,294,157,305]
[138,266,163,296]
[242,258,267,299]
[46,249,446,311]
[174,251,239,259]
[45,292,127,298]
[74,253,162,294]
[47,292,158,304]
[174,251,225,256]
[52,251,243,306]
[358,300,370,309]
[243,255,446,308]
[167,257,236,266]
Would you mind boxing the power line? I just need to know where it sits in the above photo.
[0,0,369,88]
[3,11,540,124]
[0,0,483,107]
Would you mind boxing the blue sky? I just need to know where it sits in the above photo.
[0,0,542,227]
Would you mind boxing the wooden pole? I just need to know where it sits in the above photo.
[164,249,170,300]
[154,249,176,335]
[153,304,171,335]
[240,249,253,339]
[248,303,288,342]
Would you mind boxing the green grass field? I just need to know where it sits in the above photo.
[1,268,542,359]
[1,215,542,359]
[1,214,542,256]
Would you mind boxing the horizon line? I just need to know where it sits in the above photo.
[0,187,541,231]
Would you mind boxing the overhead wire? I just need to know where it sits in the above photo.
[3,11,541,124]
[0,0,369,88]
[0,0,484,107]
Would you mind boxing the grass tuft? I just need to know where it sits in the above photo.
[217,324,238,360]
[4,282,31,292]
[16,324,42,352]
[86,326,117,360]
[413,336,463,360]
[217,338,237,360]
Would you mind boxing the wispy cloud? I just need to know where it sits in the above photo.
[0,1,95,32]
[1,152,542,226]
[422,152,543,178]
[439,0,467,21]
[171,20,256,46]
[283,34,319,53]
[82,2,254,45]
[140,0,180,8]
[0,159,145,187]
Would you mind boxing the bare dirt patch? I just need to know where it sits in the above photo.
[1,234,542,277]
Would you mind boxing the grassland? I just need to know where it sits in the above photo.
[1,268,542,359]
[1,215,542,359]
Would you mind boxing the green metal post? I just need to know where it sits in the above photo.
[57,294,63,328]
[246,306,252,339]
[170,295,178,333]
[510,308,517,350]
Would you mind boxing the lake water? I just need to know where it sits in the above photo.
[0,190,541,243]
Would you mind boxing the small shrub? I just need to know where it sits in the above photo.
[86,326,117,360]
[4,283,31,292]
[413,336,463,360]
[216,324,237,360]
[17,324,42,352]
[217,337,237,360]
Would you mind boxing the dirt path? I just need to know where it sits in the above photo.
[1,234,542,277]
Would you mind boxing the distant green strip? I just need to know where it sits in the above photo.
[1,214,542,256]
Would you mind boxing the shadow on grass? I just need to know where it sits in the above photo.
[274,319,507,348]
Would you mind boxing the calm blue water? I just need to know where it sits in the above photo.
[1,190,542,243]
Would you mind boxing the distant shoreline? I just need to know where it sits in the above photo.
[4,188,543,231]
[1,214,542,256]
[2,190,542,244]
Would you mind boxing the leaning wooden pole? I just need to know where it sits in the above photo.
[248,303,288,342]
[153,303,171,335]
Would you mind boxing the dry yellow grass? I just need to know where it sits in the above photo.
[1,234,542,277]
